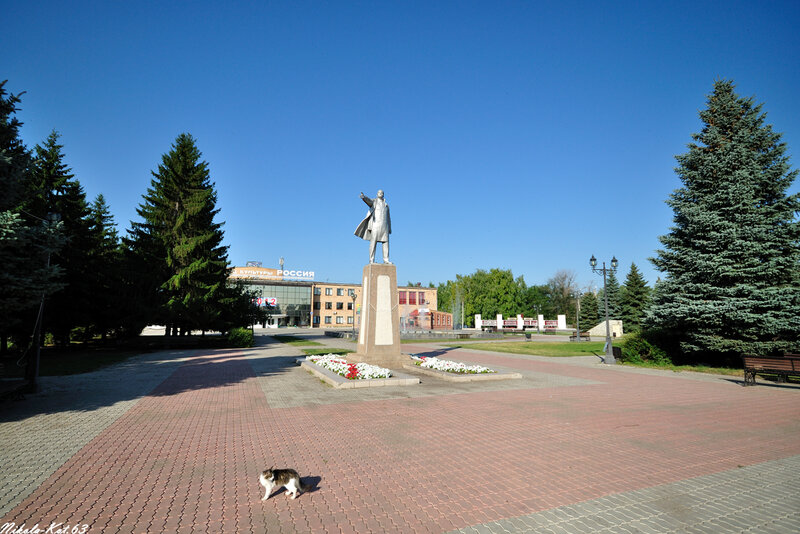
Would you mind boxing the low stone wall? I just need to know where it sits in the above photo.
[402,364,522,382]
[300,359,419,389]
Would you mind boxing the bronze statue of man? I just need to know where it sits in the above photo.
[354,189,392,264]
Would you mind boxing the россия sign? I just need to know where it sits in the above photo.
[230,266,315,281]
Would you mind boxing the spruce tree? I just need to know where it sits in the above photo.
[599,270,621,321]
[87,194,122,339]
[619,263,650,333]
[579,291,600,331]
[647,80,800,361]
[131,133,231,334]
[28,131,93,344]
[0,81,30,211]
[0,83,63,352]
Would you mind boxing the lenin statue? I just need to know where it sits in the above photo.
[354,190,391,264]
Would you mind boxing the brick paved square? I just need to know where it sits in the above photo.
[2,336,799,533]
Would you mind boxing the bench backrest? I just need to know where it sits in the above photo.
[742,356,800,372]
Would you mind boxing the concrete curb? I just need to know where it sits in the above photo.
[402,363,522,382]
[300,360,420,389]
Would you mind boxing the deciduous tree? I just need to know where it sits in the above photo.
[546,269,578,319]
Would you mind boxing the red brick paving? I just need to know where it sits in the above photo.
[2,347,800,533]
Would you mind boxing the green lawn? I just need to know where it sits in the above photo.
[445,341,606,357]
[401,338,477,344]
[301,348,353,356]
[444,340,744,377]
[271,335,322,346]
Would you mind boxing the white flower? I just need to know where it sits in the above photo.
[416,356,495,374]
[307,354,392,379]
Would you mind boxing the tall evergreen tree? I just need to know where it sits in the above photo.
[87,194,123,339]
[28,131,93,344]
[0,82,63,352]
[619,263,650,333]
[129,133,231,334]
[647,80,800,361]
[579,291,600,331]
[0,81,29,211]
[599,270,621,321]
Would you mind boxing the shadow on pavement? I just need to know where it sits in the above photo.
[723,377,800,389]
[403,347,459,358]
[0,334,296,421]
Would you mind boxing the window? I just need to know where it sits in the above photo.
[347,302,353,310]
[348,289,355,297]
[313,316,320,324]
[409,292,417,305]
[324,316,332,324]
[399,291,407,305]
[419,292,425,305]
[314,287,321,295]
[337,288,344,296]
[325,288,332,296]
[314,302,320,310]
[347,316,354,324]
[336,316,344,324]
[325,302,332,310]
[336,302,344,310]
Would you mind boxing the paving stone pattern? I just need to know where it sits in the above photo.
[0,349,192,517]
[450,455,800,534]
[1,334,799,533]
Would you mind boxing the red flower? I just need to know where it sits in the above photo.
[346,363,359,379]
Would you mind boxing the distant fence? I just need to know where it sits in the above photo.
[475,314,567,331]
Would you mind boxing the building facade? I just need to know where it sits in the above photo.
[230,267,452,330]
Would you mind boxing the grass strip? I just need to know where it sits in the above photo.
[301,348,353,356]
[444,340,745,376]
[445,341,605,357]
[271,335,322,346]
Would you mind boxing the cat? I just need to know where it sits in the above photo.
[259,467,312,500]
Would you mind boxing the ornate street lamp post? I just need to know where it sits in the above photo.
[573,291,582,343]
[590,255,618,364]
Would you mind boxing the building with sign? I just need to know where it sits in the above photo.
[229,266,452,330]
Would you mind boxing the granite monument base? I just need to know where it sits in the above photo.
[349,263,411,369]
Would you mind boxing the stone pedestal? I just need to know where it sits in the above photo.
[350,263,409,369]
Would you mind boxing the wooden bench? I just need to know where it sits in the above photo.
[569,332,591,341]
[742,354,800,386]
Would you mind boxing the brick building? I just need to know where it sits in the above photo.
[230,266,452,330]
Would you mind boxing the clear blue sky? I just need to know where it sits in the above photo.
[4,1,799,290]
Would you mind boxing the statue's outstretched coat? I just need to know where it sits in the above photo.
[354,198,390,242]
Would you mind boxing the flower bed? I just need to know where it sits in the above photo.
[411,356,496,374]
[307,354,392,380]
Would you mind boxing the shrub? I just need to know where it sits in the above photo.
[621,332,671,365]
[227,327,254,348]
